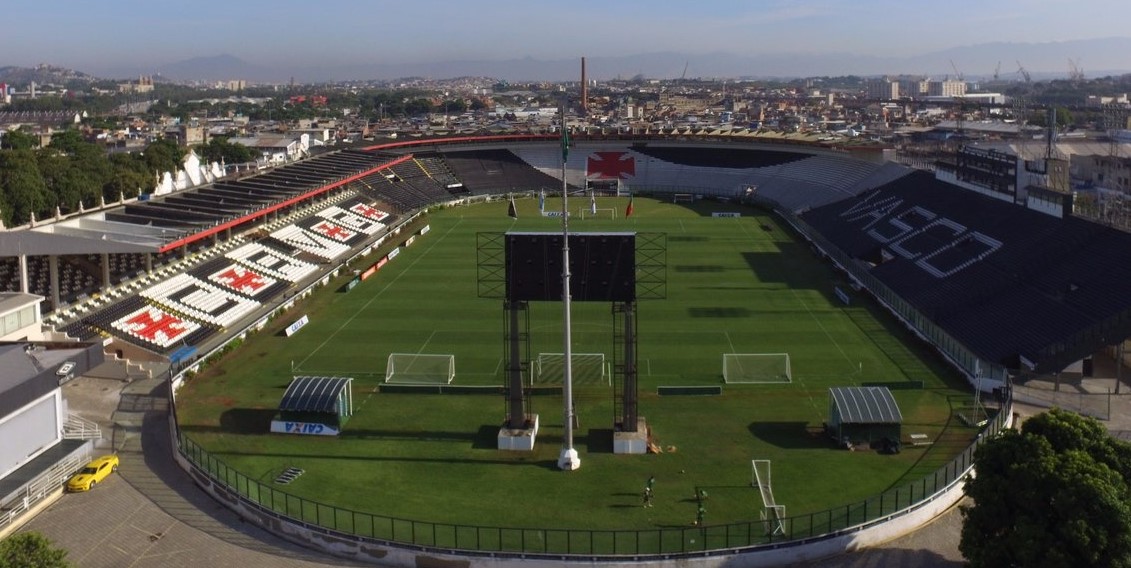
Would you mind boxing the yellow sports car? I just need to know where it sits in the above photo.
[66,455,119,492]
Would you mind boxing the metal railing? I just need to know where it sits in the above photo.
[1012,383,1111,421]
[172,403,1007,557]
[166,188,1012,559]
[0,443,92,533]
[62,413,102,441]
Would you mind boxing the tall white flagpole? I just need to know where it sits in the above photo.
[557,98,580,471]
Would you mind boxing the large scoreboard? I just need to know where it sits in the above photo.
[504,232,636,303]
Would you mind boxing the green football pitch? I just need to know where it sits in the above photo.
[175,195,977,531]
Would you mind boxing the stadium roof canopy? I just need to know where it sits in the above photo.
[279,376,353,414]
[828,386,903,425]
[0,149,396,258]
[0,216,185,256]
[976,140,1130,160]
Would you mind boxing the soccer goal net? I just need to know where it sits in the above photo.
[723,353,792,384]
[577,207,617,220]
[752,459,787,536]
[534,353,609,385]
[385,353,455,384]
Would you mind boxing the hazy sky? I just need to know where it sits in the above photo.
[4,0,1128,70]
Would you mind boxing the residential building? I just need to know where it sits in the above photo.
[1072,154,1131,193]
[866,79,900,101]
[927,80,967,98]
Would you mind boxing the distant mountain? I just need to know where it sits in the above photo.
[902,37,1131,81]
[32,37,1131,84]
[283,38,1131,82]
[0,64,98,85]
[96,54,275,83]
[303,51,903,83]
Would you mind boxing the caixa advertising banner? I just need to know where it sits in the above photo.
[270,420,340,436]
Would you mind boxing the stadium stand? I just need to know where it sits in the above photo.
[295,216,369,247]
[0,148,387,352]
[189,258,289,301]
[225,242,320,283]
[414,155,463,189]
[84,295,218,353]
[505,144,560,174]
[450,144,890,210]
[800,169,1131,372]
[631,145,809,168]
[1,148,396,313]
[20,135,1124,379]
[102,149,390,231]
[314,205,387,235]
[140,273,261,328]
[55,181,392,352]
[441,149,565,195]
[269,225,355,261]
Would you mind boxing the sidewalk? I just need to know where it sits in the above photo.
[22,373,366,568]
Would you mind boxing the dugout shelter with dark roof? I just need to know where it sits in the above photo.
[269,376,353,436]
[827,386,903,444]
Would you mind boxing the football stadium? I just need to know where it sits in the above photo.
[13,128,1131,565]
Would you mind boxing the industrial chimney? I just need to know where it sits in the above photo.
[581,57,588,115]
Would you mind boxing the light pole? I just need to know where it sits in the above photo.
[557,98,579,471]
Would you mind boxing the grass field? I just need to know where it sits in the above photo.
[175,195,978,532]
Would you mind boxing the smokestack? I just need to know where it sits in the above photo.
[581,57,588,114]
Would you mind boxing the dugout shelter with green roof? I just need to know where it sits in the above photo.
[269,376,354,436]
[827,386,903,446]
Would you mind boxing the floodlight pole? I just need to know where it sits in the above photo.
[558,99,580,471]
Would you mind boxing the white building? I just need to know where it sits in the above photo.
[0,335,105,521]
[229,133,310,166]
[0,292,44,342]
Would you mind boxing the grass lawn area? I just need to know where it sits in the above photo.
[175,196,979,533]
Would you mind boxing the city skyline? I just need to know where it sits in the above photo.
[3,0,1130,81]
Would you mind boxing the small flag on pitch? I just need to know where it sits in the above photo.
[625,193,634,218]
[507,196,518,218]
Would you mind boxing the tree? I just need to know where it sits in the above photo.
[37,153,88,212]
[0,531,72,567]
[195,137,254,165]
[961,409,1131,568]
[43,130,112,210]
[105,167,155,201]
[404,98,434,117]
[0,149,51,225]
[141,138,184,178]
[1027,107,1073,129]
[0,128,40,151]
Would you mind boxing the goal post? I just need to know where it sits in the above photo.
[576,207,618,220]
[384,353,455,384]
[535,353,609,385]
[723,353,791,384]
[760,506,787,536]
[752,459,787,536]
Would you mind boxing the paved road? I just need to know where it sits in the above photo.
[20,373,1025,568]
[24,376,367,568]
